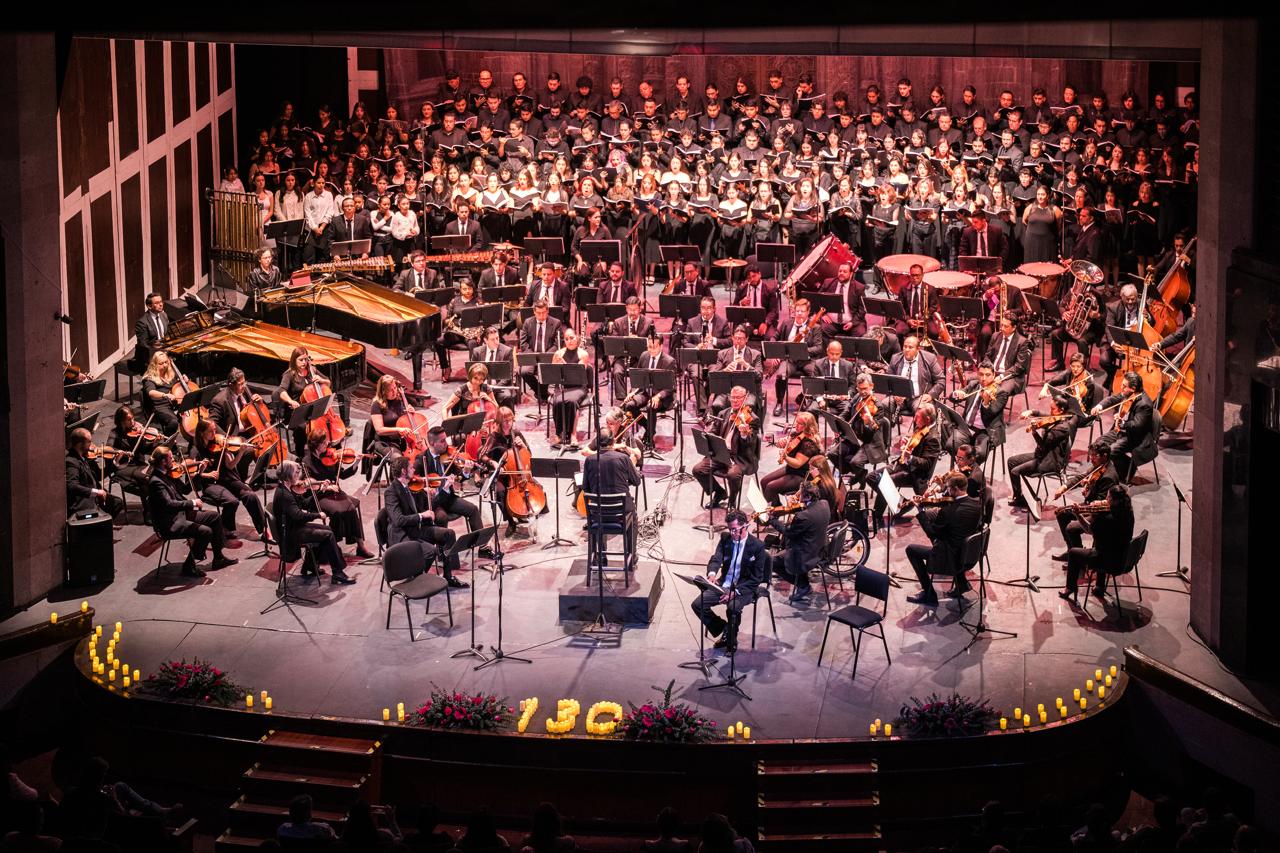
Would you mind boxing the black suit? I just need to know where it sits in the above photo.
[469,343,518,407]
[607,314,655,396]
[693,412,761,508]
[732,281,781,338]
[887,351,946,411]
[326,212,373,248]
[413,451,482,535]
[1071,222,1105,264]
[66,451,123,517]
[525,277,572,311]
[1057,463,1119,550]
[772,320,826,404]
[1008,416,1075,501]
[147,472,224,560]
[895,281,938,337]
[133,309,169,369]
[1097,391,1157,481]
[394,266,439,293]
[906,494,982,602]
[384,477,456,578]
[770,500,830,594]
[1065,502,1135,595]
[271,485,347,576]
[595,277,638,306]
[443,217,486,248]
[709,346,763,420]
[985,330,1033,393]
[819,275,869,336]
[583,447,641,556]
[871,427,942,517]
[948,382,1008,463]
[958,222,1009,264]
[518,315,564,400]
[1100,299,1144,387]
[691,533,769,645]
[683,315,733,410]
[624,351,678,445]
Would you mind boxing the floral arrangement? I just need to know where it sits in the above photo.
[517,697,539,733]
[142,658,247,706]
[585,701,623,735]
[895,692,998,738]
[619,680,717,743]
[546,699,580,733]
[414,688,513,731]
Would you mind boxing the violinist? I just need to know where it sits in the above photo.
[708,325,763,425]
[682,296,731,411]
[808,454,845,520]
[385,456,466,588]
[1040,353,1102,424]
[470,326,519,410]
[1060,484,1135,604]
[140,351,181,436]
[905,472,982,608]
[886,335,945,417]
[1007,395,1076,510]
[732,264,780,340]
[545,326,591,449]
[106,406,152,492]
[870,403,941,519]
[770,298,825,416]
[621,332,677,453]
[66,428,124,519]
[1052,442,1119,562]
[608,296,654,398]
[191,419,270,543]
[766,482,830,605]
[948,361,1008,465]
[278,347,327,455]
[834,373,889,487]
[693,385,760,510]
[413,426,487,548]
[954,444,986,500]
[1091,371,1157,483]
[270,459,355,585]
[480,406,537,535]
[146,445,236,578]
[368,375,416,457]
[443,363,499,420]
[761,411,820,505]
[302,430,374,559]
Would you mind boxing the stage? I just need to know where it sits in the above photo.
[25,321,1280,741]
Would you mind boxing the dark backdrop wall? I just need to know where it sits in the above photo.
[233,45,347,175]
[383,50,1164,117]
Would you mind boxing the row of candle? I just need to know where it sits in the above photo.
[869,719,893,738]
[246,690,273,711]
[585,701,623,735]
[381,703,405,722]
[517,698,539,733]
[547,699,581,733]
[726,720,752,740]
[50,601,93,624]
[997,664,1121,730]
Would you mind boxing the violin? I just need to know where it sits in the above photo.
[127,424,165,443]
[775,430,802,464]
[896,421,933,465]
[168,458,206,479]
[64,361,93,383]
[852,393,879,426]
[320,447,376,467]
[754,498,802,522]
[209,433,247,454]
[1063,499,1110,515]
[1024,413,1072,432]
[86,444,124,461]
[1053,462,1106,499]
[731,403,754,430]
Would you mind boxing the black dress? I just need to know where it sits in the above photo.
[551,349,590,442]
[303,450,364,544]
[141,377,181,435]
[369,397,408,456]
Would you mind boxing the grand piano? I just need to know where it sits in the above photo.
[161,309,367,391]
[256,272,442,353]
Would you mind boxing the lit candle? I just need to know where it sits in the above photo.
[111,659,118,670]
[1037,703,1045,713]
[736,721,743,734]
[81,601,89,613]
[1073,688,1081,701]
[1105,675,1113,687]
[246,695,254,708]
[1013,707,1021,720]
[874,718,882,728]
[869,723,877,736]
[382,708,390,721]
[132,669,140,682]
[262,690,269,703]
[264,697,273,711]
[883,724,892,737]
[1085,679,1093,692]
[1023,714,1030,727]
[397,708,405,722]
[1080,697,1087,710]
[1039,711,1046,723]
[49,613,57,624]
[743,726,751,739]
[1097,686,1105,700]
[727,728,735,739]
[95,625,102,636]
[122,676,131,688]
[999,718,1007,731]
[396,701,404,713]
[1055,697,1063,708]
[115,621,122,631]
[1095,668,1103,681]
[108,670,115,682]
[1110,664,1118,678]
[1060,706,1067,718]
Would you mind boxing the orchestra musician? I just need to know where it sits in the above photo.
[302,429,375,560]
[469,326,519,410]
[435,277,480,384]
[608,296,653,398]
[765,482,830,605]
[384,455,467,588]
[394,249,440,294]
[140,351,182,437]
[518,299,564,403]
[327,195,373,254]
[105,406,151,492]
[886,335,945,417]
[833,373,889,486]
[1099,283,1143,389]
[191,418,269,543]
[1060,484,1136,604]
[771,298,825,417]
[268,458,355,585]
[583,431,642,557]
[367,374,417,457]
[1040,353,1102,425]
[869,402,942,520]
[732,264,780,340]
[621,332,677,452]
[1091,371,1157,483]
[894,264,940,339]
[957,206,1009,265]
[1051,441,1119,562]
[806,340,858,413]
[413,426,487,551]
[669,261,713,298]
[683,296,731,411]
[277,347,336,455]
[708,325,763,424]
[693,385,760,510]
[807,454,845,520]
[947,361,1008,465]
[761,410,821,505]
[442,363,499,420]
[904,472,983,607]
[596,260,638,306]
[692,509,768,653]
[476,250,521,291]
[66,428,125,519]
[1007,395,1076,509]
[983,314,1033,396]
[953,444,986,500]
[479,406,540,535]
[550,327,591,449]
[208,368,263,478]
[246,248,282,297]
[570,207,612,282]
[443,199,487,248]
[147,445,237,578]
[133,292,169,371]
[526,262,572,312]
[819,260,868,338]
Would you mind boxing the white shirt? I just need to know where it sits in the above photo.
[303,191,336,230]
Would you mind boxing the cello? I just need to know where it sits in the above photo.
[396,410,431,466]
[240,395,286,466]
[462,396,498,460]
[501,436,547,519]
[171,368,207,441]
[301,370,348,443]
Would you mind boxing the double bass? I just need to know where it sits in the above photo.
[1158,340,1195,430]
[1111,270,1164,399]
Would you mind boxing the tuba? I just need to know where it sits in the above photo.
[1062,259,1104,341]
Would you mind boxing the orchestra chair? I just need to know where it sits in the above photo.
[818,566,892,680]
[956,524,994,617]
[982,485,995,527]
[148,526,191,574]
[382,541,453,642]
[1083,529,1147,622]
[110,474,150,525]
[816,521,852,609]
[746,551,777,649]
[375,508,390,592]
[1126,416,1162,485]
[265,508,320,586]
[1020,460,1068,505]
[983,430,1007,483]
[584,491,634,587]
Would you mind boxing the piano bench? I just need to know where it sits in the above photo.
[113,359,140,403]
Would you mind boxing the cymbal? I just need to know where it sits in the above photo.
[713,258,748,268]
[490,242,517,251]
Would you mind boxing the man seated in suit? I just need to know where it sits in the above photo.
[146,446,236,578]
[832,372,889,486]
[1099,283,1143,389]
[1046,209,1107,371]
[469,325,518,409]
[732,264,780,340]
[384,455,468,588]
[692,509,768,652]
[947,361,1008,465]
[1060,484,1135,604]
[905,472,983,606]
[805,340,857,420]
[1007,394,1076,509]
[622,332,677,451]
[693,385,760,510]
[893,263,940,339]
[771,298,826,416]
[683,296,732,411]
[133,292,169,371]
[596,259,637,305]
[1040,353,1102,426]
[66,428,124,519]
[583,431,642,560]
[870,402,942,520]
[767,482,830,604]
[708,325,763,424]
[477,249,521,293]
[886,334,945,418]
[327,195,373,254]
[1051,441,1119,562]
[820,260,868,338]
[444,199,487,248]
[518,300,563,403]
[609,296,653,398]
[412,426,488,553]
[669,261,713,298]
[984,313,1033,396]
[1091,371,1157,483]
[526,261,571,311]
[394,249,439,294]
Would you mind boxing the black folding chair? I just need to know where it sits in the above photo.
[383,541,453,641]
[818,566,892,679]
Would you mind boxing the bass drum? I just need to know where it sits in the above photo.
[1016,261,1068,300]
[784,235,859,295]
[876,253,941,295]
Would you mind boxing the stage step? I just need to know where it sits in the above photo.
[227,794,347,835]
[214,831,272,853]
[756,829,884,851]
[757,759,879,777]
[259,729,379,755]
[756,759,882,850]
[242,762,367,799]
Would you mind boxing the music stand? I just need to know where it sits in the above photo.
[466,359,513,385]
[602,336,647,402]
[174,381,226,417]
[431,234,474,285]
[537,362,590,444]
[530,456,580,549]
[690,429,733,537]
[264,219,304,275]
[447,525,498,666]
[574,285,600,335]
[580,239,622,267]
[801,292,844,317]
[864,296,906,326]
[523,237,564,263]
[958,255,1002,276]
[585,303,627,330]
[517,352,554,423]
[63,379,106,423]
[287,396,333,433]
[1011,493,1042,593]
[725,306,767,336]
[64,412,99,439]
[1107,325,1151,352]
[415,286,456,307]
[677,570,720,677]
[708,369,761,404]
[870,373,915,400]
[331,238,372,257]
[627,367,676,458]
[961,522,1019,650]
[663,348,717,485]
[841,336,885,366]
[934,400,973,449]
[940,295,986,324]
[756,242,796,288]
[875,472,903,577]
[457,303,504,331]
[441,411,486,447]
[659,244,701,269]
[1158,478,1191,584]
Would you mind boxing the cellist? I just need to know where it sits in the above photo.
[480,406,541,536]
[278,347,331,455]
[368,375,420,458]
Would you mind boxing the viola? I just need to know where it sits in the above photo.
[168,458,206,479]
[301,372,348,443]
[501,437,547,519]
[239,395,286,466]
[853,394,879,426]
[127,424,165,443]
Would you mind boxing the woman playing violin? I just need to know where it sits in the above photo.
[369,374,416,457]
[271,459,355,585]
[761,411,821,505]
[191,418,270,543]
[140,351,181,436]
[303,429,374,559]
[106,405,152,491]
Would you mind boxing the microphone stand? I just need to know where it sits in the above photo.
[474,454,531,670]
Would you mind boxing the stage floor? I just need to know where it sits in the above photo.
[25,328,1280,739]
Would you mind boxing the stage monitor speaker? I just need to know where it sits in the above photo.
[64,512,114,587]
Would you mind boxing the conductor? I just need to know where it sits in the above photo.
[582,432,641,558]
